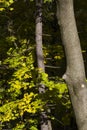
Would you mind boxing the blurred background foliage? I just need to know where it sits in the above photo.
[0,0,87,129]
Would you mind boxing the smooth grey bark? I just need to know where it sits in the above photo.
[35,0,52,130]
[56,0,87,130]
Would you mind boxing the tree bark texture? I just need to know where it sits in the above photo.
[56,0,87,130]
[35,0,52,130]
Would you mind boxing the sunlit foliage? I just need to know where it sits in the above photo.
[0,0,86,129]
[0,41,71,129]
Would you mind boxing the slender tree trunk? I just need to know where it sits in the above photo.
[56,0,87,130]
[35,0,52,130]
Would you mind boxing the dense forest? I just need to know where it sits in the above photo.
[0,0,87,130]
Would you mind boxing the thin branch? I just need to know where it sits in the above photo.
[45,65,60,68]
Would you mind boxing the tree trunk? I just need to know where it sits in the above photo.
[56,0,87,130]
[35,0,52,130]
